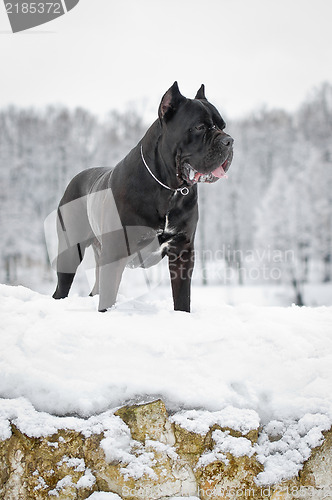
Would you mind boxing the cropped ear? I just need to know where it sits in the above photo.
[159,81,186,121]
[195,84,206,100]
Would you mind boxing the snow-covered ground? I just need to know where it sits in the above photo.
[0,283,332,485]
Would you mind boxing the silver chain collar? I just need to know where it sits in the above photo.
[140,145,190,196]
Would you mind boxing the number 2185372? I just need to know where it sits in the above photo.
[5,3,62,14]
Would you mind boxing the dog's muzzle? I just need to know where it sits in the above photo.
[181,147,233,185]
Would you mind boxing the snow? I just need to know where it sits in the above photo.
[1,284,331,421]
[197,430,254,468]
[45,461,96,495]
[1,283,332,486]
[87,494,122,500]
[170,407,260,436]
[255,413,330,485]
[173,411,331,485]
[100,420,158,481]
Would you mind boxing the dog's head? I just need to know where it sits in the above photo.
[158,81,233,185]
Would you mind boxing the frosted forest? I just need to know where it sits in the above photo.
[1,82,331,306]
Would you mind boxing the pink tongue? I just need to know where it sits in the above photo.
[211,164,227,178]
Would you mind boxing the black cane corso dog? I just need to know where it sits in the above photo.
[52,82,233,312]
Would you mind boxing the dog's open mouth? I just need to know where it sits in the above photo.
[182,157,230,185]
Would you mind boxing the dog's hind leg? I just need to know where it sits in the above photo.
[53,272,75,299]
[53,242,87,299]
[52,199,91,299]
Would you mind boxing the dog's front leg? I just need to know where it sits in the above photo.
[168,247,195,312]
[97,230,129,312]
[98,257,128,311]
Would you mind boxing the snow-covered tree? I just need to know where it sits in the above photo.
[0,83,331,298]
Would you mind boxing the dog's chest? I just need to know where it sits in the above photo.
[156,213,185,254]
[125,214,180,270]
[160,214,174,236]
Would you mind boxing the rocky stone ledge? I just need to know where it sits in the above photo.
[0,399,331,499]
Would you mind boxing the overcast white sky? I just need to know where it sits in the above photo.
[0,0,332,122]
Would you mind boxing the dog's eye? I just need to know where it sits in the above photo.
[195,124,206,131]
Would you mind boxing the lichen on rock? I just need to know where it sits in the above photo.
[0,399,331,499]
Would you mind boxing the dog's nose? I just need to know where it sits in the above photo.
[220,134,234,147]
